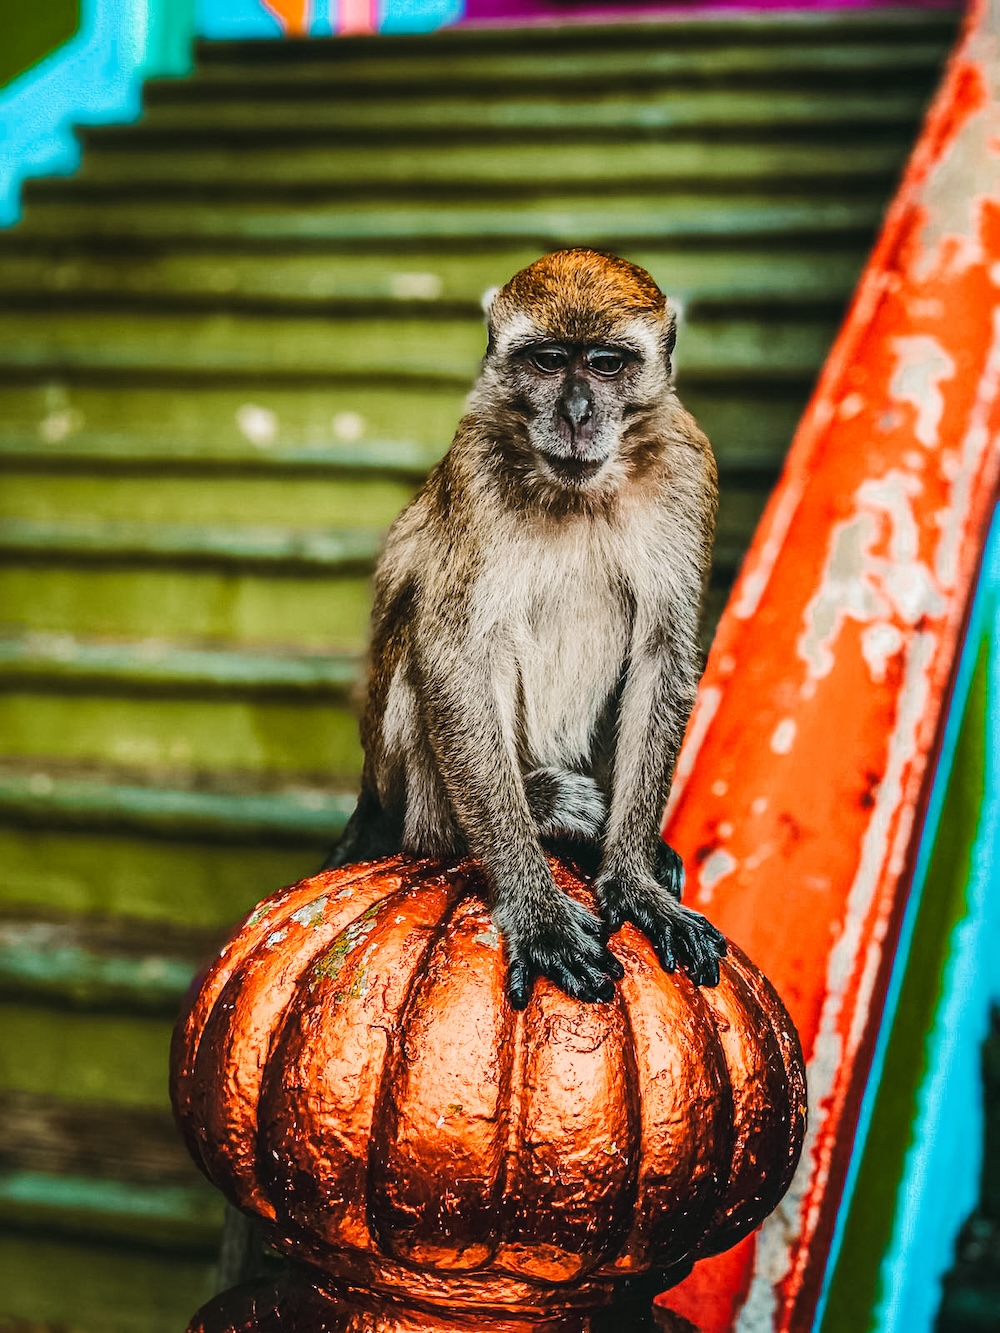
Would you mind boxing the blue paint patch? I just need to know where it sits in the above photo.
[197,0,284,37]
[0,0,196,227]
[379,0,462,34]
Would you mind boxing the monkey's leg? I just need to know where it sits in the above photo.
[322,786,403,870]
[414,654,623,1009]
[596,633,726,987]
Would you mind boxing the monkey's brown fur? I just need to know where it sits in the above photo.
[328,248,726,1009]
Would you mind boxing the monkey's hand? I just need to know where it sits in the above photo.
[496,889,625,1011]
[596,867,726,988]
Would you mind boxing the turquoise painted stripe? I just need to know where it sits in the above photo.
[814,506,1000,1331]
[0,1170,222,1233]
[870,518,1000,1327]
[0,0,196,226]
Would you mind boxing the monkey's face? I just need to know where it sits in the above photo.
[471,250,678,501]
[493,322,674,495]
[503,336,663,488]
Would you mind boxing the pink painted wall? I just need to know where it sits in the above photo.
[461,0,956,28]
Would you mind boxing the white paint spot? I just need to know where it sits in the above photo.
[904,450,926,470]
[332,411,366,443]
[698,848,737,900]
[718,820,734,839]
[799,471,945,679]
[861,622,905,683]
[291,899,327,928]
[751,796,768,816]
[38,408,82,442]
[839,392,865,420]
[770,718,796,754]
[390,271,443,300]
[235,403,278,447]
[711,779,728,797]
[265,928,288,948]
[936,308,1000,589]
[889,335,956,447]
[743,842,774,872]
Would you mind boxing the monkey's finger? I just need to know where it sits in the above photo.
[598,904,626,934]
[553,963,617,1005]
[602,950,625,981]
[653,935,678,974]
[507,960,535,1011]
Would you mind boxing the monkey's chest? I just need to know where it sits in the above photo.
[507,579,628,769]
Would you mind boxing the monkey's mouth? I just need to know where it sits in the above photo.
[539,453,606,485]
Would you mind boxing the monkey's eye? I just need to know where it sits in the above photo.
[528,347,570,373]
[585,348,628,377]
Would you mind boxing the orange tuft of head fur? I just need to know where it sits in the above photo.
[491,249,667,343]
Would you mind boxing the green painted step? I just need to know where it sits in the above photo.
[0,768,353,843]
[0,1232,216,1333]
[17,192,887,244]
[112,87,932,135]
[0,690,363,783]
[0,242,870,307]
[0,563,374,648]
[0,1171,222,1252]
[61,140,914,194]
[0,517,382,568]
[0,382,464,459]
[0,635,360,695]
[154,37,947,91]
[0,379,803,478]
[0,913,214,1013]
[0,822,320,926]
[0,308,840,382]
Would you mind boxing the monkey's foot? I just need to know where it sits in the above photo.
[596,872,726,987]
[498,893,625,1011]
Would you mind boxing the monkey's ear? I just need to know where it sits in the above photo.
[662,301,679,362]
[481,286,501,356]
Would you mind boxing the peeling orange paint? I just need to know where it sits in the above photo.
[657,2,1000,1328]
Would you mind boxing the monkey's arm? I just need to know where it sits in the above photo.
[413,636,623,1009]
[596,611,726,986]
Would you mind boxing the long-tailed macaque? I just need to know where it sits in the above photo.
[328,248,726,1009]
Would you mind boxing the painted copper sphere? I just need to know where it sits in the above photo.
[173,856,806,1331]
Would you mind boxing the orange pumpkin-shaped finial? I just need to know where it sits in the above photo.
[173,856,806,1331]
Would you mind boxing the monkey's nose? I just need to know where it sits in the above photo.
[559,379,593,431]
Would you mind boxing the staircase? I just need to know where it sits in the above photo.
[0,11,958,1329]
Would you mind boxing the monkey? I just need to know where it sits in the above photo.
[327,248,726,1011]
